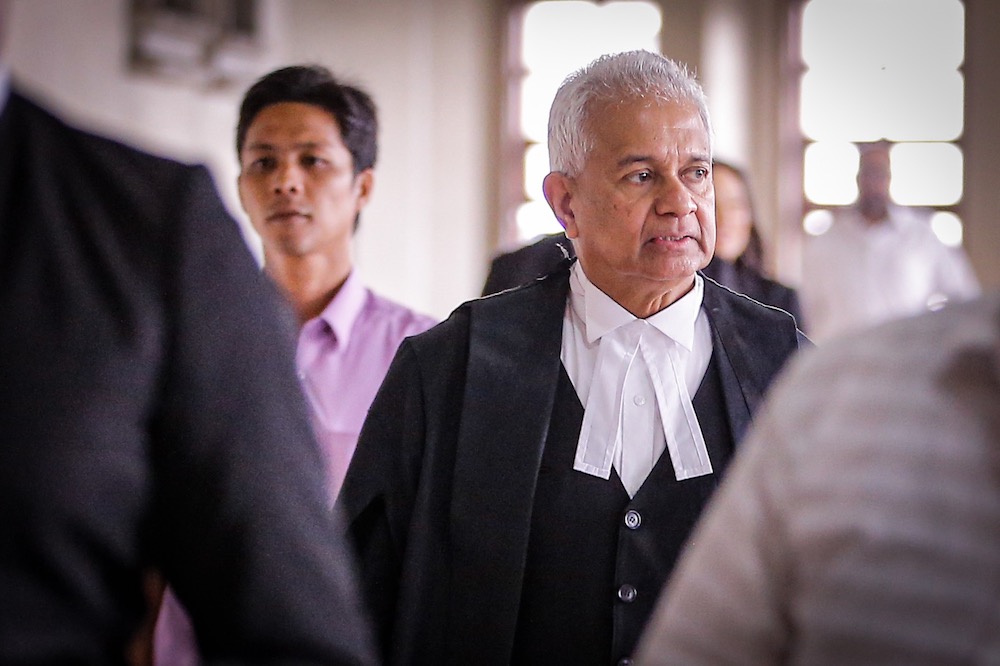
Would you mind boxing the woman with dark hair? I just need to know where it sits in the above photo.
[703,161,805,327]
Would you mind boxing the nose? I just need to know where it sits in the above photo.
[654,175,697,218]
[272,161,302,195]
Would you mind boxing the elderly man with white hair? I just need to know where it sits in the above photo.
[340,49,808,666]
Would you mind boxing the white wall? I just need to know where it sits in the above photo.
[5,0,263,222]
[282,0,497,318]
[5,0,495,319]
[701,0,751,164]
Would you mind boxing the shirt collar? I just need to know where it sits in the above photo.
[569,262,704,352]
[311,269,367,348]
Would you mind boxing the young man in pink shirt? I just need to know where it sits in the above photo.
[235,64,436,501]
[152,65,436,664]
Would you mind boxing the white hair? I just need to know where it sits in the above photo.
[547,50,713,176]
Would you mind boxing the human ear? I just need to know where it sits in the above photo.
[542,172,578,238]
[354,169,375,210]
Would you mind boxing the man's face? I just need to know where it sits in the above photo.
[238,102,372,260]
[857,145,892,214]
[545,98,715,313]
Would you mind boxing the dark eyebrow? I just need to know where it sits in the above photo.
[244,141,329,153]
[244,142,275,153]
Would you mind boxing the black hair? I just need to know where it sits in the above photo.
[236,64,377,175]
[713,159,765,275]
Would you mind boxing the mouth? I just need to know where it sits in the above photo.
[647,234,695,245]
[267,210,310,223]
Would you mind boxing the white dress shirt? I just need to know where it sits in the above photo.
[561,262,713,497]
[800,205,980,343]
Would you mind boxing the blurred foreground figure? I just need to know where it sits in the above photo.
[0,66,374,666]
[636,293,1000,665]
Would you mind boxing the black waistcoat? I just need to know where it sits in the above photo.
[511,349,734,665]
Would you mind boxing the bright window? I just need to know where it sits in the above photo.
[512,0,662,243]
[799,0,966,237]
[890,142,963,206]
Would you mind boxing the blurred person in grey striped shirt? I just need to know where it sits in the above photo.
[635,293,1000,665]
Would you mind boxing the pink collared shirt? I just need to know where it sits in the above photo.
[296,269,437,502]
[153,270,435,665]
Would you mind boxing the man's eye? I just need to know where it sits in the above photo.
[629,170,652,183]
[302,155,327,167]
[250,157,275,170]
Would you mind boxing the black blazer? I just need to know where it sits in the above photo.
[482,232,575,295]
[341,262,808,665]
[702,256,805,328]
[0,89,374,663]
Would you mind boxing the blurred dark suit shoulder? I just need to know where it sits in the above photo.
[482,232,575,295]
[0,89,374,663]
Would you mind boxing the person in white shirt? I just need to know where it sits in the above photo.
[635,292,1000,666]
[800,141,980,343]
[337,49,808,666]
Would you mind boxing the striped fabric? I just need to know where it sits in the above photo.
[635,294,1000,665]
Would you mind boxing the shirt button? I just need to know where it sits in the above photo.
[624,509,642,530]
[633,395,646,406]
[617,584,637,603]
[617,659,634,666]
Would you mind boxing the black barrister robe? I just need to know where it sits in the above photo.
[340,261,808,665]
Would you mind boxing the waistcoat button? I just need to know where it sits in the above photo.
[617,584,637,603]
